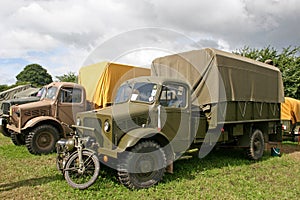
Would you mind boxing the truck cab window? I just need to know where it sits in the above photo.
[60,88,82,103]
[159,84,186,108]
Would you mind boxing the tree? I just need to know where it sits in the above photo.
[0,85,8,93]
[233,46,300,99]
[16,64,53,86]
[55,72,77,83]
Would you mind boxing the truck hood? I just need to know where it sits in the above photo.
[78,102,152,121]
[3,97,40,105]
[15,99,52,110]
[99,102,151,119]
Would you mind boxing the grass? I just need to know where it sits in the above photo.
[0,133,300,200]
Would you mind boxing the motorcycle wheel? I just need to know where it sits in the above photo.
[64,150,100,189]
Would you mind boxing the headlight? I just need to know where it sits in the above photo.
[76,118,81,126]
[104,120,110,132]
[66,139,75,151]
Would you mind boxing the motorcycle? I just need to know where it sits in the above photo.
[56,123,100,189]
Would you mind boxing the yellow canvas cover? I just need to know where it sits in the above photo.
[78,62,107,101]
[78,62,150,108]
[281,97,300,124]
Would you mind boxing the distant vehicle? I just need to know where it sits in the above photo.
[281,97,300,142]
[0,87,45,138]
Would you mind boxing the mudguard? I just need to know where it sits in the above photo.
[22,116,63,132]
[118,127,172,152]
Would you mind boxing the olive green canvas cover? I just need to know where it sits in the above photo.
[152,48,284,105]
[0,84,33,102]
[13,87,41,98]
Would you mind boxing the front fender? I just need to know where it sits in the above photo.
[22,116,62,131]
[117,127,175,173]
[118,127,169,150]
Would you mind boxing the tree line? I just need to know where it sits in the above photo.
[1,46,300,99]
[0,64,77,92]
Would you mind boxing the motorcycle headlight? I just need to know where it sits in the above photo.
[104,120,110,132]
[66,138,75,151]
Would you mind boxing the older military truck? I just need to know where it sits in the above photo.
[57,48,284,189]
[7,62,150,155]
[7,82,88,154]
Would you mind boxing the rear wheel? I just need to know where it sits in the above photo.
[11,132,25,146]
[25,125,60,155]
[117,140,166,189]
[248,129,265,160]
[64,151,100,189]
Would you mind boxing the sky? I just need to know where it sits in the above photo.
[0,0,299,85]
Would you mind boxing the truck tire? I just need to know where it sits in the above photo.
[64,150,100,189]
[117,140,166,189]
[25,125,60,155]
[248,129,265,160]
[11,132,25,146]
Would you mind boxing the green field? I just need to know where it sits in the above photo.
[0,134,300,200]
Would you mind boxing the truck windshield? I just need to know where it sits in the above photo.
[44,86,58,100]
[115,82,157,104]
[36,87,47,99]
[115,83,133,104]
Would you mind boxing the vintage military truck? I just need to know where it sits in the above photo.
[58,48,284,189]
[7,62,150,155]
[7,82,88,154]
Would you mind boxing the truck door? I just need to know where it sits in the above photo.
[159,83,191,153]
[57,87,85,125]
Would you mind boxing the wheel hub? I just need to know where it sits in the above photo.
[37,132,53,148]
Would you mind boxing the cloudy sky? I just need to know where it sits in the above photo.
[0,0,299,85]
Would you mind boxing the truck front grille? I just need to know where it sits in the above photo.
[24,109,49,116]
[1,102,10,115]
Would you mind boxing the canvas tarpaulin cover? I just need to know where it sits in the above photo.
[281,97,300,124]
[0,84,33,102]
[152,48,284,105]
[78,62,150,108]
[13,87,41,98]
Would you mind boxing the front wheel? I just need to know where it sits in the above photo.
[25,125,60,155]
[64,150,100,190]
[248,129,265,160]
[117,140,166,189]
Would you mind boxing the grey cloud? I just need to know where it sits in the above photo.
[1,0,300,85]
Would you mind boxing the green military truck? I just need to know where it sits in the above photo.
[58,48,284,189]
